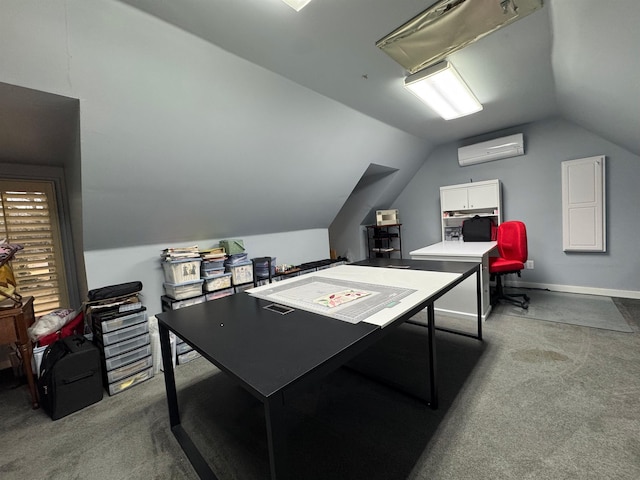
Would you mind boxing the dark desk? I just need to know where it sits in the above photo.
[157,260,480,480]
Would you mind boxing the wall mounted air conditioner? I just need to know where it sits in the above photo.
[458,133,524,166]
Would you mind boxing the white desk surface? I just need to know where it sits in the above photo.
[248,265,462,328]
[410,241,497,258]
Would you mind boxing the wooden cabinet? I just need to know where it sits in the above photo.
[366,224,402,259]
[0,297,38,408]
[440,179,502,241]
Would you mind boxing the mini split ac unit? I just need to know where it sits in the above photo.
[458,133,524,166]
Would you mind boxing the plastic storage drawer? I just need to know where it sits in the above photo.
[105,344,152,371]
[108,366,154,396]
[97,310,147,334]
[177,350,201,364]
[176,342,193,355]
[106,355,153,384]
[102,333,150,358]
[101,321,149,346]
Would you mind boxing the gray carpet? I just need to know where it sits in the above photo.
[1,297,640,479]
[492,289,634,332]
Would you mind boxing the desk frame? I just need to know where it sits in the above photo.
[158,260,481,480]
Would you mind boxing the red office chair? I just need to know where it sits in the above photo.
[489,221,530,309]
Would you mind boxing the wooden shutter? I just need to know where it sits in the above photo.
[0,180,69,316]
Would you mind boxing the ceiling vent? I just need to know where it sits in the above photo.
[377,0,544,74]
[458,133,524,166]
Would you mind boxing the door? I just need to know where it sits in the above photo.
[561,156,606,252]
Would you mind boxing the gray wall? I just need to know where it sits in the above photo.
[1,0,430,307]
[393,117,640,295]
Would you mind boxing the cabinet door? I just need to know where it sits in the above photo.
[467,183,497,209]
[562,156,605,251]
[441,187,468,211]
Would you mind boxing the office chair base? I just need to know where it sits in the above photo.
[491,275,530,309]
[495,292,530,309]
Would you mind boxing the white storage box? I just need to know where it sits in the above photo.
[162,258,202,284]
[164,279,203,300]
[203,273,232,292]
[376,209,399,225]
[227,261,253,285]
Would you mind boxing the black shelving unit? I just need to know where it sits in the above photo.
[366,224,402,259]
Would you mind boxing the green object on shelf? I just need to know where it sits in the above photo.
[219,239,245,255]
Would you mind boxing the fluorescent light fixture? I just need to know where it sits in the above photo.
[404,61,483,120]
[281,0,313,11]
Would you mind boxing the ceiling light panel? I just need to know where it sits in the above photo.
[405,62,482,120]
[281,0,314,12]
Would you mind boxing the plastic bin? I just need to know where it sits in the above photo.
[203,273,232,292]
[227,261,253,285]
[162,258,202,284]
[164,279,203,300]
[205,288,234,301]
[161,294,205,311]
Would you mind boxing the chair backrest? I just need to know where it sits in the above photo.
[497,221,528,263]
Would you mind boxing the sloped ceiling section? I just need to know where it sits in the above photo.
[118,0,640,156]
[550,0,640,156]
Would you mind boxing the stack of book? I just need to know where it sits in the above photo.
[160,245,200,261]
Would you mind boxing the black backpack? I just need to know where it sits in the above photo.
[38,335,103,420]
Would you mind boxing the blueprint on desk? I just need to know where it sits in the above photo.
[248,275,417,324]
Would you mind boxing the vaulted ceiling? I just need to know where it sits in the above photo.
[115,0,639,156]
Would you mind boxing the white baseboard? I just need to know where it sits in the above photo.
[506,280,640,300]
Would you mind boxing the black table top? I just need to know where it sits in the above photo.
[157,293,380,400]
[156,260,480,402]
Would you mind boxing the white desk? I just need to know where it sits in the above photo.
[410,241,497,320]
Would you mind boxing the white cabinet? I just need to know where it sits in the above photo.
[440,179,502,241]
[441,182,498,211]
[562,156,606,252]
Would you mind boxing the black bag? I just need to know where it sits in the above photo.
[38,335,103,420]
[462,215,495,242]
[87,281,142,301]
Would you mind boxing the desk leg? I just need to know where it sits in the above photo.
[159,324,180,427]
[427,304,438,410]
[17,340,39,409]
[159,324,218,480]
[265,392,288,480]
[476,265,483,341]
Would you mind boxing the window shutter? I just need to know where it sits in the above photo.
[0,181,69,316]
